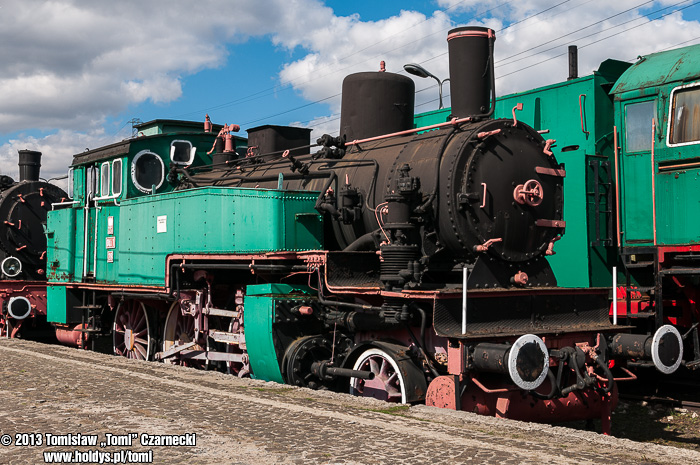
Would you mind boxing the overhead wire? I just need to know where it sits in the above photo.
[166,1,700,134]
[497,0,700,80]
[239,0,575,128]
[496,0,695,70]
[167,0,509,120]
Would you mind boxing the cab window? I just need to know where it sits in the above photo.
[112,159,123,197]
[625,101,654,153]
[86,166,96,200]
[669,84,700,145]
[131,151,164,194]
[170,140,195,165]
[100,162,110,197]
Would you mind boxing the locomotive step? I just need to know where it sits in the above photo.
[625,312,655,319]
[672,254,700,261]
[659,267,700,276]
[156,341,196,360]
[625,261,654,268]
[623,286,655,293]
[204,308,240,318]
[73,305,103,311]
[209,329,245,345]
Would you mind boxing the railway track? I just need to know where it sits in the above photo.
[620,394,700,414]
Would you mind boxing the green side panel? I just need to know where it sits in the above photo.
[619,154,654,244]
[47,286,67,324]
[95,205,121,282]
[75,208,86,280]
[244,294,284,383]
[99,187,322,286]
[46,208,78,283]
[244,283,314,382]
[657,169,700,245]
[46,286,82,325]
[246,283,313,296]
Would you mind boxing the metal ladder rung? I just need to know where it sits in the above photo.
[209,330,245,345]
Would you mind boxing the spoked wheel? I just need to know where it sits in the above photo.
[113,300,154,360]
[350,348,408,403]
[162,301,207,369]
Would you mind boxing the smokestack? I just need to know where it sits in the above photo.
[568,45,578,80]
[18,150,42,182]
[447,26,496,119]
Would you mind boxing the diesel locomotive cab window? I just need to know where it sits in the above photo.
[131,150,165,193]
[170,140,194,165]
[87,166,96,199]
[112,159,122,197]
[624,101,655,153]
[669,85,700,145]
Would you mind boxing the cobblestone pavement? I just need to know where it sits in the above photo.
[1,339,699,464]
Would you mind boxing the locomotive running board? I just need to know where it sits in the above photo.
[433,287,621,339]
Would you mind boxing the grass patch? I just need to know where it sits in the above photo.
[367,405,411,416]
[252,387,295,394]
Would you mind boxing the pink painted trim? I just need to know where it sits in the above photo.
[474,238,502,252]
[543,139,555,156]
[345,117,471,147]
[612,366,637,382]
[477,129,501,139]
[512,271,528,285]
[613,126,621,246]
[651,119,658,246]
[479,182,487,209]
[579,94,590,137]
[447,29,495,41]
[512,103,523,126]
[470,376,516,394]
[535,166,566,177]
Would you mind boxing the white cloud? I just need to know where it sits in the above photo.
[0,0,332,134]
[278,10,456,118]
[3,0,700,174]
[0,129,115,184]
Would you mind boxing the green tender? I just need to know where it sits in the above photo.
[46,187,323,288]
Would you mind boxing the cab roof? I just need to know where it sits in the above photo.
[612,43,700,95]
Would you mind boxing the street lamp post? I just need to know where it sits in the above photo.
[403,63,449,109]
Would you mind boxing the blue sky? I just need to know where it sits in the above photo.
[2,0,700,179]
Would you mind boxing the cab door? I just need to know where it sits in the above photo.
[620,99,656,245]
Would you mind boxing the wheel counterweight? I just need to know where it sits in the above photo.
[162,301,206,368]
[113,300,153,361]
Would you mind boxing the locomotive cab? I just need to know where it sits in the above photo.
[612,44,700,365]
